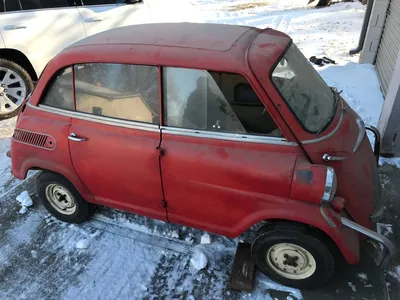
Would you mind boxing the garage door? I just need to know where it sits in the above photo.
[375,0,400,95]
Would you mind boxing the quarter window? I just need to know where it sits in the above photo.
[19,0,40,10]
[40,0,69,8]
[74,63,159,124]
[41,67,74,110]
[163,68,283,137]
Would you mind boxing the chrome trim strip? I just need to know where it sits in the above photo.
[28,103,160,133]
[342,217,395,268]
[161,127,298,146]
[320,206,336,227]
[353,118,366,152]
[322,167,336,203]
[302,105,344,145]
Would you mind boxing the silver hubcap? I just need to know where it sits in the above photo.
[266,243,316,280]
[0,67,27,115]
[45,184,77,215]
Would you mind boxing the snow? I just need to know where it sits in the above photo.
[357,273,368,281]
[200,233,211,244]
[348,282,357,292]
[171,230,180,239]
[19,206,28,214]
[76,238,91,249]
[380,157,400,168]
[377,222,394,237]
[16,190,33,208]
[190,250,208,270]
[388,266,400,282]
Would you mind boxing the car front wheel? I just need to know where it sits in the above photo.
[251,222,336,289]
[0,59,33,120]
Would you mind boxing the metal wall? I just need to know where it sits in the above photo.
[375,0,400,95]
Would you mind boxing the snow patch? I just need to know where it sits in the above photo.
[200,233,211,244]
[16,191,33,208]
[19,206,28,214]
[388,266,400,282]
[76,238,91,249]
[357,273,368,281]
[348,282,356,292]
[377,223,393,237]
[190,250,208,270]
[171,230,179,239]
[379,157,400,169]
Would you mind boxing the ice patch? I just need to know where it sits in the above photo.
[200,233,211,244]
[16,191,33,208]
[76,239,91,249]
[377,223,393,237]
[348,282,356,292]
[190,250,208,270]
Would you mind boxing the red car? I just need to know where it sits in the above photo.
[10,23,394,288]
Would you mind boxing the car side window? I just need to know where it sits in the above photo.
[74,63,159,124]
[40,0,70,8]
[41,67,74,110]
[5,0,21,12]
[163,68,283,137]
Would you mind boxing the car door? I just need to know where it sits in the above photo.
[68,63,166,220]
[159,67,304,236]
[76,0,151,37]
[0,0,86,76]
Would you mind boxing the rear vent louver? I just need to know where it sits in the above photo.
[13,129,55,150]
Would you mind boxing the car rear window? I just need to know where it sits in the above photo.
[41,67,74,110]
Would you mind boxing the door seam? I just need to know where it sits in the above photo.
[157,127,170,222]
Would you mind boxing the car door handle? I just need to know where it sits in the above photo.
[68,133,87,142]
[4,24,27,30]
[83,17,104,23]
[323,154,347,162]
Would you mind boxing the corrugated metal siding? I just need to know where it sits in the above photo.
[376,0,400,95]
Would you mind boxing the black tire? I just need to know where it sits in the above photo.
[37,171,94,223]
[0,59,34,120]
[251,222,336,289]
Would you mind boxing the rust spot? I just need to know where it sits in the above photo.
[296,169,313,184]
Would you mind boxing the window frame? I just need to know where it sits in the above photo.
[4,0,22,12]
[160,66,293,145]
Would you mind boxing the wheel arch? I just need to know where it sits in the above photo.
[0,49,38,81]
[25,165,95,203]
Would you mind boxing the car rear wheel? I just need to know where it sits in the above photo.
[251,222,335,289]
[37,172,94,223]
[0,59,33,120]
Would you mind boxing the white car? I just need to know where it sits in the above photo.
[0,0,151,119]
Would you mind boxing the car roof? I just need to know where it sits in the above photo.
[70,23,256,52]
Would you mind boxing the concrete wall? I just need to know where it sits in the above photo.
[378,48,400,155]
[359,0,390,64]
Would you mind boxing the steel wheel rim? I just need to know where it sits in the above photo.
[266,243,316,280]
[0,67,27,115]
[45,184,77,215]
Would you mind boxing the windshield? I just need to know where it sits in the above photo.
[271,44,337,133]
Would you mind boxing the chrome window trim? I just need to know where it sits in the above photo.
[301,108,344,145]
[28,103,160,132]
[28,103,298,146]
[353,118,366,152]
[161,126,298,146]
